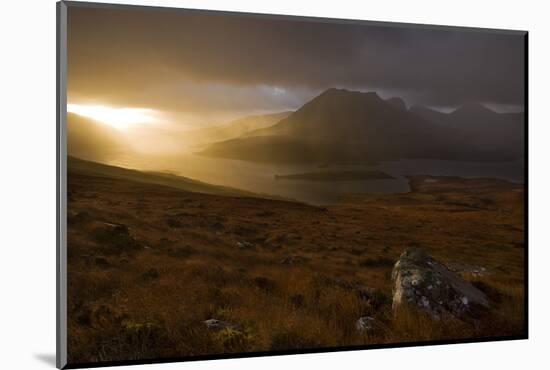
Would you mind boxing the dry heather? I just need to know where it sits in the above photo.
[66,173,525,364]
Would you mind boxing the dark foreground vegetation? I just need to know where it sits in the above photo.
[67,165,525,364]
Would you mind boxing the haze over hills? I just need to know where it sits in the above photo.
[185,111,292,148]
[200,88,524,164]
[67,112,131,162]
[66,110,293,165]
[67,88,524,171]
[410,103,524,158]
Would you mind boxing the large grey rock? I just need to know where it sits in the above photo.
[391,248,489,321]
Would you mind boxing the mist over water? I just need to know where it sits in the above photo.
[68,87,525,206]
[109,154,524,205]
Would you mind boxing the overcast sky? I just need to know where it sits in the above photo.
[67,5,526,127]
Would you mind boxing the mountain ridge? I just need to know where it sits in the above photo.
[201,88,522,164]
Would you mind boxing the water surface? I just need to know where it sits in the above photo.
[114,155,524,205]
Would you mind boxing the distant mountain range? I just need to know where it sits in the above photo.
[200,88,524,164]
[410,103,524,158]
[185,111,292,148]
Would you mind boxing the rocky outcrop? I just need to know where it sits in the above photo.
[391,248,489,321]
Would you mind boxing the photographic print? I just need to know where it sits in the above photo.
[57,1,527,367]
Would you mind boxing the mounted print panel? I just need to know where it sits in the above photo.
[57,1,527,368]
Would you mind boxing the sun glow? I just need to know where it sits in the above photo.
[67,103,159,129]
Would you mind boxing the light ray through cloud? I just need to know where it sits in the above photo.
[67,103,160,130]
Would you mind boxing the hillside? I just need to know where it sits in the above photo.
[67,156,282,200]
[67,171,524,363]
[67,112,131,162]
[200,88,518,164]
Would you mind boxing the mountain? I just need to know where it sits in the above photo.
[410,103,524,159]
[185,111,292,148]
[409,105,448,123]
[67,112,130,162]
[200,88,517,164]
[386,97,407,111]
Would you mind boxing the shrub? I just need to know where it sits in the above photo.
[165,218,181,228]
[142,268,160,281]
[166,245,196,258]
[92,223,141,254]
[359,256,395,268]
[270,328,319,351]
[213,327,253,352]
[253,276,277,293]
[289,293,304,307]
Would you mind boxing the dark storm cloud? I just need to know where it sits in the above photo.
[67,5,525,114]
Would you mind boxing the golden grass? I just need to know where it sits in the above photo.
[66,173,525,364]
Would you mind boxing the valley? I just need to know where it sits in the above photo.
[66,160,525,364]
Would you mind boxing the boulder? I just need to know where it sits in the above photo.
[391,248,489,321]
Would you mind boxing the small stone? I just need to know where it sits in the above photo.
[203,319,240,331]
[356,316,375,332]
[236,241,254,249]
[420,296,430,307]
